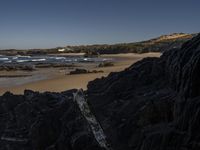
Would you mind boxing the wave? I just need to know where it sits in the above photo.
[0,58,9,61]
[31,59,46,62]
[55,57,66,60]
[16,60,29,63]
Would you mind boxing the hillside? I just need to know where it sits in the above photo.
[146,33,193,43]
[0,33,196,55]
[70,33,195,54]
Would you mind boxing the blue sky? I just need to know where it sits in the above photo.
[0,0,199,49]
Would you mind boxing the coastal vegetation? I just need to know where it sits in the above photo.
[0,33,195,55]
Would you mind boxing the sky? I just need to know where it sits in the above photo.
[0,0,199,49]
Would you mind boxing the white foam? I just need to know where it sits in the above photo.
[31,58,46,62]
[12,57,18,60]
[55,57,65,60]
[0,58,9,61]
[16,60,29,63]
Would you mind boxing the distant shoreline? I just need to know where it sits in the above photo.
[0,33,194,56]
[0,53,161,95]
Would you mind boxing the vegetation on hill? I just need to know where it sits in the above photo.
[0,33,196,55]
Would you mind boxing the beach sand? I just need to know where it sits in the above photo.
[0,53,161,95]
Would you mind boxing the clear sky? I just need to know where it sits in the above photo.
[0,0,199,49]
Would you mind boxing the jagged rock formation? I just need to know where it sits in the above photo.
[0,90,104,150]
[1,34,200,150]
[87,33,200,150]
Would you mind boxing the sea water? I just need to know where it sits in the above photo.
[0,55,112,64]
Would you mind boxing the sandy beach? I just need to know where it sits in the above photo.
[0,53,161,95]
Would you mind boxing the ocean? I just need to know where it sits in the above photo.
[0,55,112,64]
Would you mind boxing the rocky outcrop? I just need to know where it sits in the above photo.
[98,62,114,68]
[0,90,103,150]
[0,64,35,71]
[87,33,200,150]
[69,69,104,75]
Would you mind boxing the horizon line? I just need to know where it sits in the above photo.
[0,32,196,50]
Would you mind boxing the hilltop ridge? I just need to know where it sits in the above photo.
[147,33,193,42]
[0,33,196,55]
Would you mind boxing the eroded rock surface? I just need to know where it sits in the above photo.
[87,34,200,150]
[0,90,103,150]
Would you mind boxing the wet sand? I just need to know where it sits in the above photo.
[0,53,161,95]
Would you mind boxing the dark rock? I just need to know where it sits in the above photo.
[86,33,200,150]
[98,62,114,67]
[69,68,104,75]
[69,68,88,74]
[0,64,35,71]
[0,91,103,150]
[89,70,104,73]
